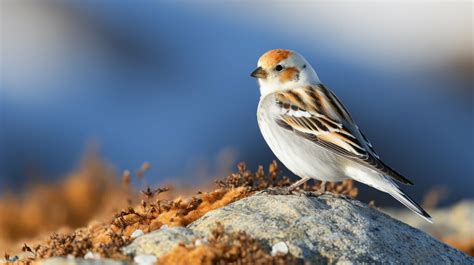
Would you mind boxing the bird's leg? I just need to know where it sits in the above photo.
[315,181,326,195]
[265,176,310,195]
[288,176,311,192]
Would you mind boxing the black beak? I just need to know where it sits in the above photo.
[250,67,267,79]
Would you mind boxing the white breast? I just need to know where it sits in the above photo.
[257,95,348,182]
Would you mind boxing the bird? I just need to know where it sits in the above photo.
[251,49,432,222]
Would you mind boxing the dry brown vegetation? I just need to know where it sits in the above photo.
[0,154,131,254]
[2,159,359,264]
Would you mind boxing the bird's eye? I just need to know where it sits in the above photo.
[275,65,284,72]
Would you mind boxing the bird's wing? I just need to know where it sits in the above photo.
[271,84,413,185]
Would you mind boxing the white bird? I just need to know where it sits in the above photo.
[252,49,432,222]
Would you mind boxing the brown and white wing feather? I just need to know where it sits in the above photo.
[273,84,413,185]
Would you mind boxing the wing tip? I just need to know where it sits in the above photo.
[396,176,414,186]
[378,159,414,186]
[403,177,414,186]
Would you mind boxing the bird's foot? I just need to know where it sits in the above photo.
[264,187,315,197]
[304,181,329,197]
[312,190,326,197]
[264,187,297,195]
[310,181,327,196]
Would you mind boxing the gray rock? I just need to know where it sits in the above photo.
[122,226,197,258]
[39,257,130,265]
[188,191,473,264]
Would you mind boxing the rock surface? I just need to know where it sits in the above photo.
[187,191,473,264]
[122,226,197,257]
[114,191,473,264]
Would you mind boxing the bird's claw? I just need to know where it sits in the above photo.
[264,187,295,195]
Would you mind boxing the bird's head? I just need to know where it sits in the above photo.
[251,49,320,96]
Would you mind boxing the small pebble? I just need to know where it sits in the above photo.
[271,241,288,256]
[195,238,208,246]
[160,224,169,230]
[84,251,100,259]
[134,254,157,265]
[131,229,145,238]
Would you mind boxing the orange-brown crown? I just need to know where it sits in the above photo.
[258,49,293,68]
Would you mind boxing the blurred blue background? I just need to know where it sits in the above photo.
[0,1,472,206]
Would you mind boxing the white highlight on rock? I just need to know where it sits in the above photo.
[134,254,157,265]
[84,251,100,259]
[195,238,208,246]
[131,229,145,238]
[271,241,288,256]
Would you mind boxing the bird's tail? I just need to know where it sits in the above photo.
[346,166,432,223]
[384,182,433,223]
